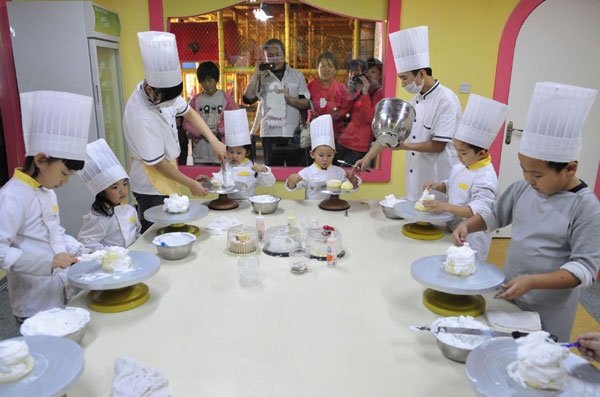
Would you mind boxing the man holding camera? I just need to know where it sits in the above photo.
[243,38,310,166]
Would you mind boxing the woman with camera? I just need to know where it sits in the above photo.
[335,59,383,165]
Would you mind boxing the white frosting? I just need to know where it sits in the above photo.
[78,250,106,262]
[380,194,405,207]
[162,194,190,213]
[102,246,133,272]
[211,170,235,188]
[249,195,279,203]
[432,316,492,349]
[152,232,195,248]
[445,245,476,276]
[267,236,299,254]
[0,340,34,384]
[417,188,435,203]
[507,331,570,391]
[21,307,90,337]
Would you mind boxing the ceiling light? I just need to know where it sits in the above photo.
[253,2,272,22]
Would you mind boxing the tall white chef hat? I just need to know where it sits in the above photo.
[137,31,182,88]
[454,94,509,150]
[388,26,429,74]
[519,82,597,162]
[310,114,335,151]
[78,139,129,196]
[224,109,251,147]
[20,90,93,161]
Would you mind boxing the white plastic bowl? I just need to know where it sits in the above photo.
[20,307,91,345]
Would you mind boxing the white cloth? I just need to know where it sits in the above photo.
[256,64,310,138]
[111,357,170,397]
[0,175,84,317]
[485,310,542,333]
[310,114,335,150]
[124,82,190,195]
[78,139,128,196]
[20,90,93,161]
[224,160,275,200]
[224,109,251,147]
[454,94,508,149]
[137,31,182,88]
[443,161,499,261]
[405,81,461,200]
[286,164,362,200]
[520,82,597,162]
[78,204,141,251]
[206,216,242,235]
[388,26,429,73]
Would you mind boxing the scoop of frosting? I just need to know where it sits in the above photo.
[445,245,476,276]
[163,194,190,213]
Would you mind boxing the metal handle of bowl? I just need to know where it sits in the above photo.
[505,121,523,145]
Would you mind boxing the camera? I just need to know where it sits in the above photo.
[259,62,275,71]
[351,73,366,84]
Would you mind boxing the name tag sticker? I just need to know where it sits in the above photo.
[130,215,136,224]
[52,204,58,213]
[459,182,468,190]
[237,171,251,176]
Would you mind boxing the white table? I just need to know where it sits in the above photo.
[68,200,517,396]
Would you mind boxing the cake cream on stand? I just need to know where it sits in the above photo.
[144,197,209,237]
[201,181,247,210]
[310,181,359,211]
[68,250,160,313]
[393,191,454,240]
[410,254,505,317]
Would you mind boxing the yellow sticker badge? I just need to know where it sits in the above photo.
[237,171,251,176]
[459,182,468,190]
[52,204,58,213]
[130,215,136,224]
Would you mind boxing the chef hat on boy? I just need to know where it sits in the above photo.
[520,82,597,162]
[310,114,335,151]
[388,26,429,74]
[224,109,251,147]
[454,94,509,150]
[138,31,182,88]
[20,90,93,161]
[78,139,129,196]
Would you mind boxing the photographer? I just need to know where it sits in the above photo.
[243,38,310,166]
[335,59,383,165]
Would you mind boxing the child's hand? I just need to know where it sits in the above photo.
[495,275,535,300]
[450,223,468,246]
[287,174,303,188]
[195,175,210,183]
[251,164,267,173]
[422,200,447,213]
[189,180,208,197]
[575,332,600,362]
[52,253,77,269]
[423,181,436,190]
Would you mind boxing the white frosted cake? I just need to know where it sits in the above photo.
[507,331,570,391]
[102,246,133,272]
[414,189,434,211]
[0,339,35,384]
[444,245,476,276]
[163,194,190,213]
[211,169,235,188]
[21,307,90,337]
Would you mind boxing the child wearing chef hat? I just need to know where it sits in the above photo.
[452,82,600,341]
[286,114,361,199]
[0,90,93,322]
[423,94,508,261]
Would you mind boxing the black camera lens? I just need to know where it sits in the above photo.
[259,62,275,71]
[351,73,366,84]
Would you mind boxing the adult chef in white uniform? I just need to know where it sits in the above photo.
[357,26,461,200]
[124,31,226,232]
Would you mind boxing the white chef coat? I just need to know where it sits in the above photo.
[405,80,461,200]
[256,64,310,138]
[123,81,191,195]
[480,179,600,341]
[224,159,276,200]
[443,156,499,261]
[286,163,362,200]
[78,204,141,250]
[0,169,85,317]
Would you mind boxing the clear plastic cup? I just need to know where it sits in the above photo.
[238,255,260,287]
[289,245,309,274]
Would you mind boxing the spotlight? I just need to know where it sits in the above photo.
[253,2,272,22]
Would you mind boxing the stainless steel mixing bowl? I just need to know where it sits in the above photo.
[371,98,416,147]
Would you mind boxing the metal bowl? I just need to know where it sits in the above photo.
[248,195,281,214]
[152,232,196,260]
[372,98,416,147]
[435,338,472,363]
[20,307,90,345]
[379,202,403,219]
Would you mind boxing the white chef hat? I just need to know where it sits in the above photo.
[388,26,429,74]
[224,109,251,147]
[137,31,182,88]
[520,82,597,162]
[310,114,335,151]
[20,90,93,161]
[79,139,129,196]
[454,94,509,150]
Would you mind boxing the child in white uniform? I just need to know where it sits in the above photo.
[0,91,93,321]
[78,139,141,250]
[196,109,275,199]
[424,94,508,261]
[452,83,600,341]
[286,114,361,199]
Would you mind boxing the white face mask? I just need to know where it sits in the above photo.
[404,74,424,94]
[157,98,177,108]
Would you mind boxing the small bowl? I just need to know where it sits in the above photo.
[20,307,91,345]
[152,232,196,260]
[379,202,403,219]
[248,195,281,214]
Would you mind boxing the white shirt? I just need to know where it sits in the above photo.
[123,81,191,195]
[405,81,461,200]
[257,65,310,138]
[78,204,141,250]
[286,163,361,200]
[225,160,276,200]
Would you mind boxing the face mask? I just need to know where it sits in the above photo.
[157,98,177,108]
[404,74,424,94]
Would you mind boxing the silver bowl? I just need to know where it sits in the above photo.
[435,338,472,363]
[372,98,415,147]
[379,202,403,219]
[248,195,281,214]
[152,232,196,260]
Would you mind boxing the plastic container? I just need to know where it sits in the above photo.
[287,210,296,228]
[256,211,265,243]
[326,234,337,267]
[227,225,258,255]
[263,225,302,257]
